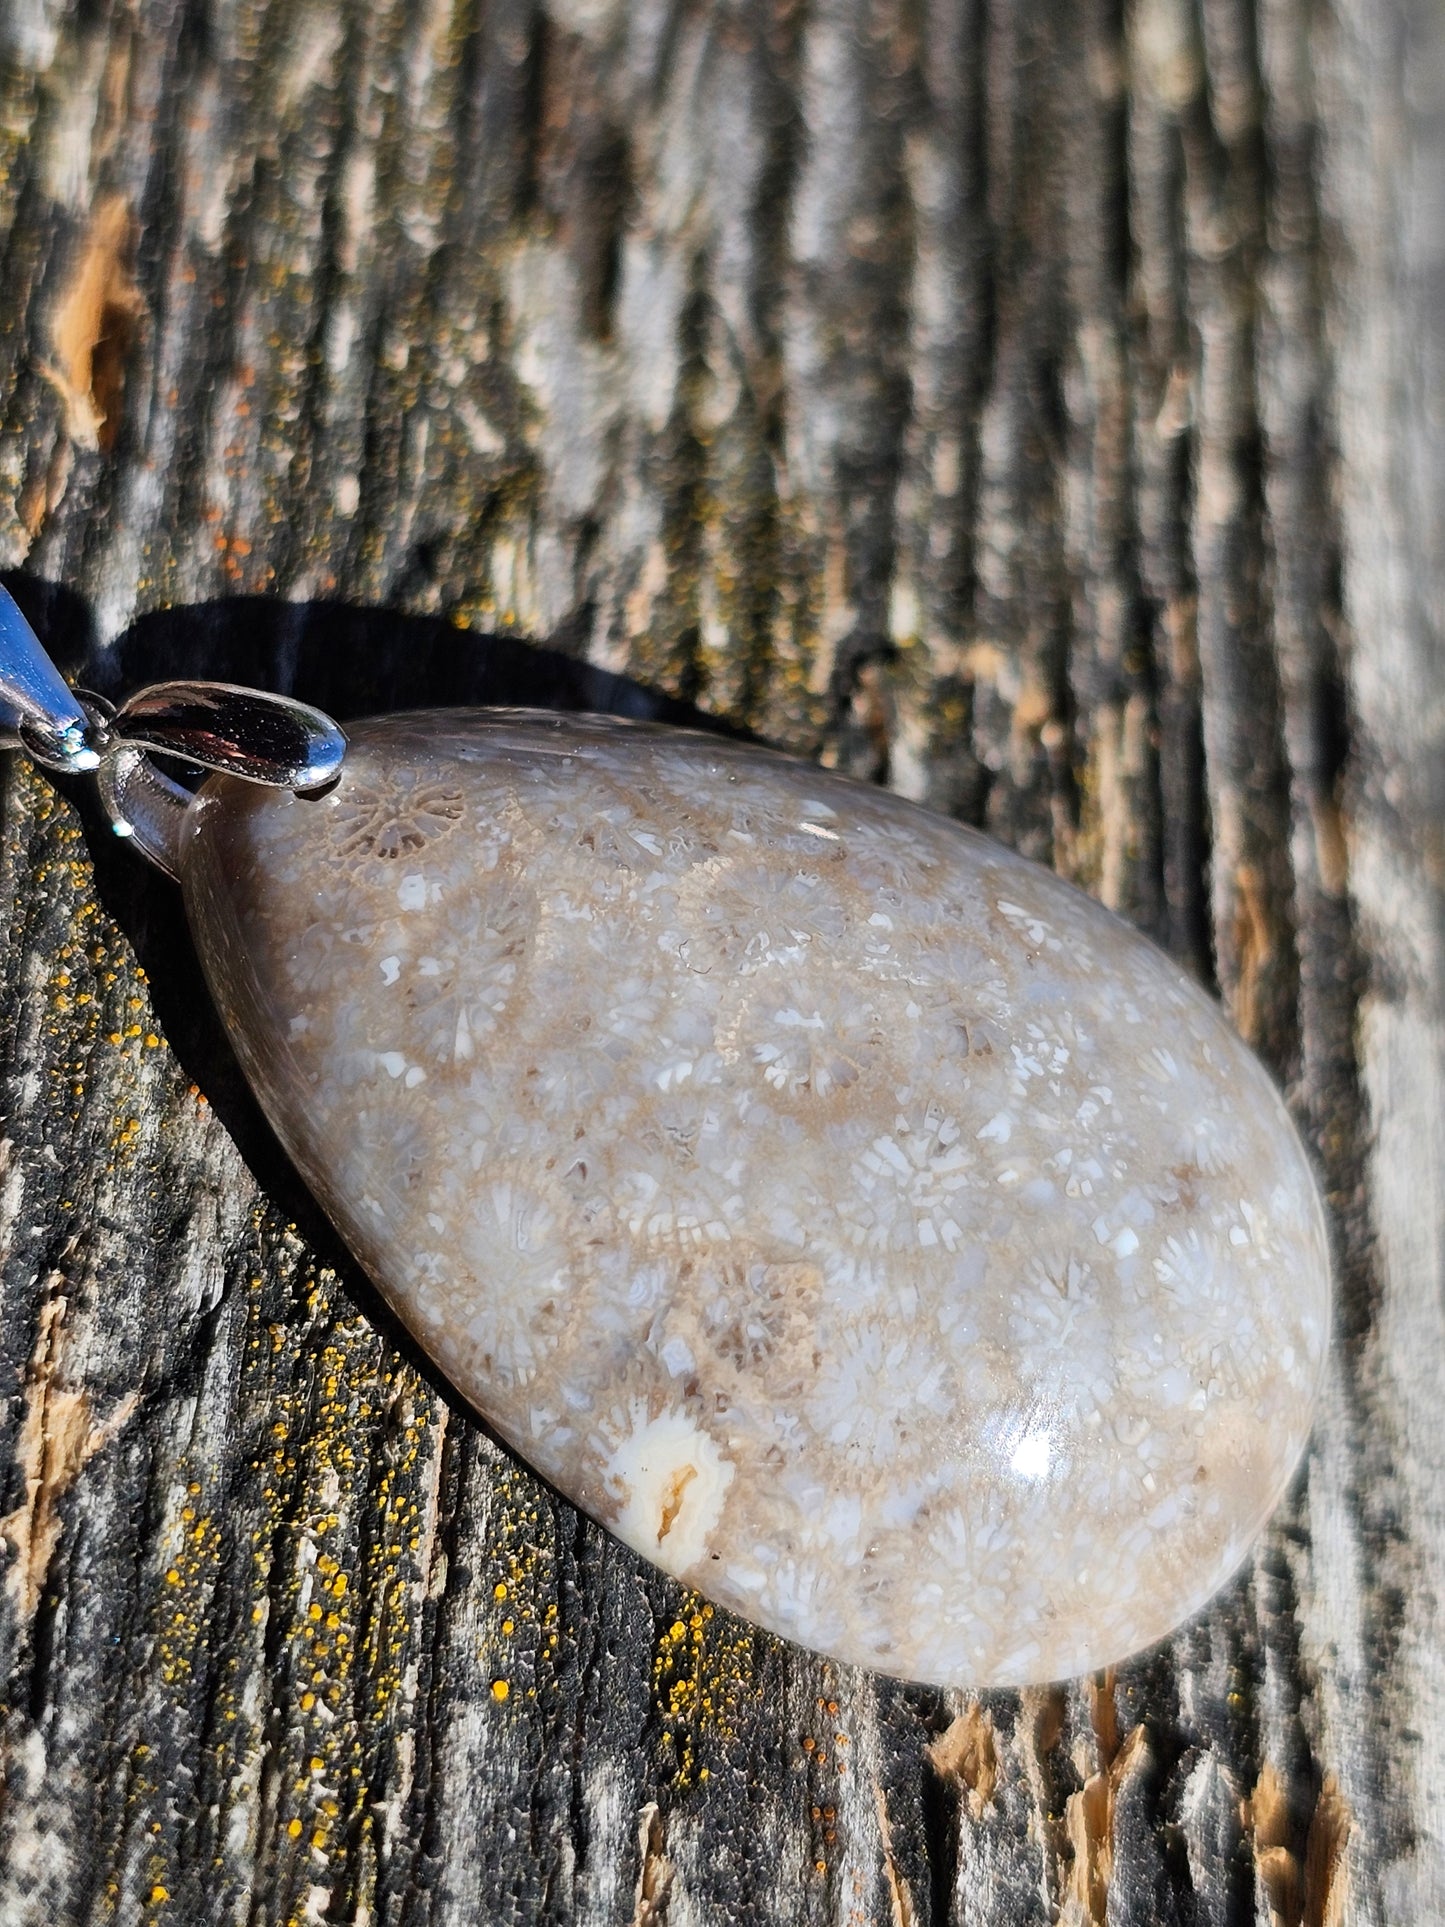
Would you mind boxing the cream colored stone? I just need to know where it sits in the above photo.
[180,711,1331,1686]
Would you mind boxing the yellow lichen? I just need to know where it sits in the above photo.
[650,1595,757,1789]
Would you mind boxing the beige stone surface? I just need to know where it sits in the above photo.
[180,711,1330,1686]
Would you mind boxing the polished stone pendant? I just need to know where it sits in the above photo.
[179,711,1329,1688]
[0,589,1330,1687]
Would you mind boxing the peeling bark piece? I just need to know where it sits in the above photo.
[179,710,1331,1686]
[45,195,145,453]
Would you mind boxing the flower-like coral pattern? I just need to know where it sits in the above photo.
[185,711,1333,1688]
[332,767,465,862]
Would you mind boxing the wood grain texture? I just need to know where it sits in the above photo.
[0,0,1437,1920]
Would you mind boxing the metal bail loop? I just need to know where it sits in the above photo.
[0,583,348,876]
[107,681,348,792]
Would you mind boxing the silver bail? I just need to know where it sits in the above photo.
[0,582,347,878]
[108,681,348,792]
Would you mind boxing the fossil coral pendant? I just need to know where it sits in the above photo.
[0,588,1331,1687]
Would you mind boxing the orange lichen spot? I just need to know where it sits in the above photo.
[491,1679,510,1702]
[493,1582,508,1601]
[299,1690,315,1712]
[287,1818,303,1840]
[501,1619,514,1635]
[150,1885,168,1903]
[164,1568,181,1587]
[308,1603,323,1622]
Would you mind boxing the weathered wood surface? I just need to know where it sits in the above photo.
[0,0,1438,1920]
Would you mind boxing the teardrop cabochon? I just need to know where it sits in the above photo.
[179,710,1331,1688]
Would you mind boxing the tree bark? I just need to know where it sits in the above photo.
[0,0,1438,1920]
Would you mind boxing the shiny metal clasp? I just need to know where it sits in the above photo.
[0,583,105,772]
[0,583,346,877]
